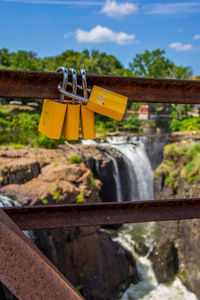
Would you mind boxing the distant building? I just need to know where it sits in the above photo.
[138,105,149,120]
[138,104,167,120]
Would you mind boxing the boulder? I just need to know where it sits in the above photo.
[35,226,139,300]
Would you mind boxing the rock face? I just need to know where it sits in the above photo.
[0,146,139,300]
[80,145,130,203]
[35,227,139,300]
[153,140,200,298]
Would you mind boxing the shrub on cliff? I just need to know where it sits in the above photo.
[155,141,200,187]
[170,117,200,132]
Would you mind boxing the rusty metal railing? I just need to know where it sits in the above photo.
[1,69,200,299]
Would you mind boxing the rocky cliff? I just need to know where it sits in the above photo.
[0,145,139,300]
[153,140,200,299]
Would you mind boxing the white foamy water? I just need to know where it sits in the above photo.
[0,194,20,207]
[107,136,154,201]
[0,194,34,240]
[105,152,123,202]
[114,223,198,300]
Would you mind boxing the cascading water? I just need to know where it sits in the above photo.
[103,136,198,300]
[104,152,123,202]
[106,136,154,201]
[0,194,34,240]
[0,194,20,207]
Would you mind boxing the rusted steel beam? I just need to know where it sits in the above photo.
[1,69,200,104]
[0,208,84,300]
[4,198,200,230]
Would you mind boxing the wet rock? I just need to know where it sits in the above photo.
[80,145,130,203]
[35,226,139,300]
[134,242,149,256]
[149,241,178,283]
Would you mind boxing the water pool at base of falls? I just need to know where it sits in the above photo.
[121,278,197,300]
[113,222,198,300]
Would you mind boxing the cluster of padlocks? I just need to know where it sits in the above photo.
[38,66,128,140]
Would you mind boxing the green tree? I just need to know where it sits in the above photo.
[129,49,193,120]
[129,49,175,78]
[0,48,11,68]
[10,50,44,71]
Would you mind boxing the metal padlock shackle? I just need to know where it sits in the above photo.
[58,66,89,104]
[81,68,88,100]
[58,84,89,104]
[68,67,77,103]
[56,66,68,103]
[67,72,92,94]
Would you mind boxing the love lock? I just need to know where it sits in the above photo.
[38,67,68,139]
[62,68,80,140]
[58,77,128,121]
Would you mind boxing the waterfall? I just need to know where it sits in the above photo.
[104,152,123,202]
[0,194,20,207]
[104,136,197,300]
[115,224,198,300]
[0,194,34,240]
[107,136,154,201]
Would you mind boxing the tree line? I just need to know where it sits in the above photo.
[0,48,193,79]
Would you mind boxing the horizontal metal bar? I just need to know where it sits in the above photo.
[3,199,200,230]
[1,69,200,104]
[0,208,83,300]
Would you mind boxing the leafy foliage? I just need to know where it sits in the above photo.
[170,117,200,132]
[0,109,64,148]
[0,48,131,75]
[76,194,85,203]
[161,142,200,183]
[124,115,141,131]
[68,155,82,164]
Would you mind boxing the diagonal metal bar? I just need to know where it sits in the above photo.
[1,69,200,104]
[3,198,200,230]
[0,208,84,300]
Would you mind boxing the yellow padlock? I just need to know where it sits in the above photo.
[58,83,128,122]
[38,99,67,139]
[62,68,80,140]
[38,67,68,139]
[87,85,127,121]
[80,68,95,140]
[81,105,95,140]
[62,104,80,140]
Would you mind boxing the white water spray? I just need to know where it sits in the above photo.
[107,136,154,201]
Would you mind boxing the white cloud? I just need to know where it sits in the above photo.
[143,2,200,15]
[101,0,138,17]
[169,42,193,51]
[75,25,135,45]
[194,34,200,40]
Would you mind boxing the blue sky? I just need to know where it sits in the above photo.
[0,0,200,74]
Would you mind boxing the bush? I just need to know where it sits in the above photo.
[0,108,65,148]
[170,117,200,132]
[124,115,141,131]
[68,155,82,164]
[76,194,84,203]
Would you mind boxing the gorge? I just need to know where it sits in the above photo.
[0,135,199,299]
